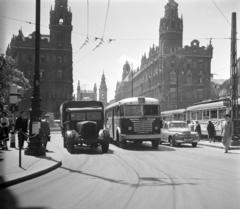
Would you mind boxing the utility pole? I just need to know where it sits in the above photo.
[131,63,133,97]
[230,12,239,140]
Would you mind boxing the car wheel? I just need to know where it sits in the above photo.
[177,143,181,146]
[101,142,109,153]
[151,140,159,149]
[63,137,67,148]
[192,143,197,147]
[67,143,75,154]
[159,141,162,145]
[169,137,175,147]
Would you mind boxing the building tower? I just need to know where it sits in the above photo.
[159,0,183,55]
[99,72,108,107]
[94,84,97,100]
[122,61,131,81]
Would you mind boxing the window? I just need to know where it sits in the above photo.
[198,60,203,69]
[186,71,192,84]
[210,109,217,119]
[191,112,196,120]
[71,112,85,121]
[58,57,63,64]
[59,18,63,25]
[198,89,203,98]
[124,105,141,116]
[87,112,101,120]
[143,105,159,116]
[203,110,210,120]
[170,71,177,84]
[171,61,175,68]
[40,56,45,63]
[40,70,44,78]
[57,70,62,78]
[218,109,226,119]
[27,55,32,63]
[197,111,202,120]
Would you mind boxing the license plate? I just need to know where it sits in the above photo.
[184,138,193,142]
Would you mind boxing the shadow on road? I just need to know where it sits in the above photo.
[112,141,175,152]
[69,147,114,155]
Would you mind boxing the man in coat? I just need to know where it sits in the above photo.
[41,114,51,152]
[15,111,28,148]
[221,114,234,153]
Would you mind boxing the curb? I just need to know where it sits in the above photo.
[198,142,240,150]
[0,160,62,189]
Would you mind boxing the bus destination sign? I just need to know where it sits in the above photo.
[138,98,145,104]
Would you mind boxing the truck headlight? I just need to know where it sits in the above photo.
[128,126,132,131]
[154,126,158,130]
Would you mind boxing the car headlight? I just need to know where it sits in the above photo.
[128,126,132,131]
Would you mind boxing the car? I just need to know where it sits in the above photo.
[60,101,110,154]
[160,121,199,147]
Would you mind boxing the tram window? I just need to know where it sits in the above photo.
[203,110,210,119]
[210,109,217,119]
[219,109,226,119]
[191,112,196,120]
[197,111,202,120]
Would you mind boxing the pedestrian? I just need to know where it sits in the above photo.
[0,112,10,150]
[15,111,28,148]
[40,114,51,152]
[195,121,202,139]
[207,121,216,143]
[221,114,234,153]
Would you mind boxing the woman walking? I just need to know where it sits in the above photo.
[207,121,216,143]
[0,112,10,150]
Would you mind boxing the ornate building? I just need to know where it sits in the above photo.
[76,81,97,101]
[6,0,73,119]
[99,72,108,108]
[115,0,213,111]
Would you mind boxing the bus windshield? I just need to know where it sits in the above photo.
[124,105,141,116]
[143,105,159,116]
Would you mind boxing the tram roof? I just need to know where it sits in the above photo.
[161,109,186,116]
[186,101,225,111]
[106,97,159,109]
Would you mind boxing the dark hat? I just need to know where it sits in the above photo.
[224,114,230,118]
[44,114,50,117]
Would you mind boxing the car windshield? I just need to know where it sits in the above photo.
[169,122,188,128]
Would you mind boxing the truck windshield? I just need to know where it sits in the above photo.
[71,112,85,121]
[87,112,101,120]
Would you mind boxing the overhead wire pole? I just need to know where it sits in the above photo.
[131,63,133,97]
[230,12,239,140]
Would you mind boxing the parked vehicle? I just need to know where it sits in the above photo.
[105,97,161,149]
[160,121,199,147]
[59,100,110,153]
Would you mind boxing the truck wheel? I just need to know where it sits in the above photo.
[192,143,197,147]
[151,140,159,149]
[67,143,75,154]
[101,142,109,153]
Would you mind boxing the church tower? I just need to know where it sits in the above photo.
[99,72,108,107]
[122,61,131,81]
[159,0,183,55]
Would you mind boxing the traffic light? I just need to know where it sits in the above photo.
[9,84,22,104]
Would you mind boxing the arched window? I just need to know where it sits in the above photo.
[198,71,204,84]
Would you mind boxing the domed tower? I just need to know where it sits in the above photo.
[122,61,131,81]
[99,72,108,107]
[49,0,72,49]
[159,0,183,55]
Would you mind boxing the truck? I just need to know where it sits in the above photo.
[60,100,110,154]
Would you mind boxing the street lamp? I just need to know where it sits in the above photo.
[25,0,45,156]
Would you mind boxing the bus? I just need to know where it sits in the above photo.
[105,97,161,149]
[185,98,233,137]
[161,109,186,121]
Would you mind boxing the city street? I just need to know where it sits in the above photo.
[1,132,240,209]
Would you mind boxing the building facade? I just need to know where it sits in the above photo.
[76,81,97,101]
[6,0,73,119]
[115,0,213,111]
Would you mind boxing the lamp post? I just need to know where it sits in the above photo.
[25,0,45,156]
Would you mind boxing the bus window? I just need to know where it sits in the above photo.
[203,110,210,120]
[210,109,217,119]
[197,111,202,120]
[124,105,141,116]
[143,105,159,116]
[218,109,226,119]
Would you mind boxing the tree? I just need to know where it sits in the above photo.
[0,55,31,96]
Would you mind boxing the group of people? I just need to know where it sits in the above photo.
[0,111,51,152]
[187,114,233,153]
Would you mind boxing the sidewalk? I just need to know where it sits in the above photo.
[0,140,62,189]
[198,138,240,150]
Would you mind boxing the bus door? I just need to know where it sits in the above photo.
[112,107,115,139]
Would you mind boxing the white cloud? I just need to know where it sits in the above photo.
[118,55,141,70]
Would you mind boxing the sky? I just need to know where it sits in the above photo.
[0,0,239,102]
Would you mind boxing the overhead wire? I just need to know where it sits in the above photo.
[211,0,231,26]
